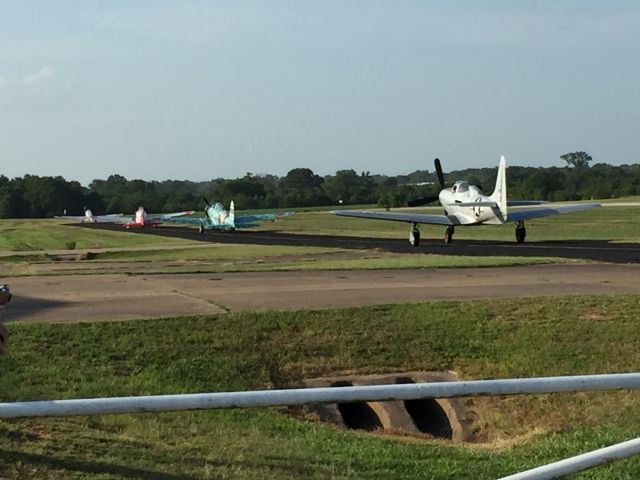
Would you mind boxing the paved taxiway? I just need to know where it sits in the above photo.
[78,224,640,264]
[5,264,640,323]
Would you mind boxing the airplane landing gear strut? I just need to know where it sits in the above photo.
[444,225,455,244]
[409,224,420,247]
[515,221,526,244]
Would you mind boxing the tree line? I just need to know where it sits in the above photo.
[1,156,639,218]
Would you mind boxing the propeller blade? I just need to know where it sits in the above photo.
[407,196,439,207]
[434,158,445,189]
[202,196,210,207]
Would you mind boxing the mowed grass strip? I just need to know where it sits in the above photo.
[2,294,640,478]
[90,244,344,262]
[0,220,192,252]
[88,248,570,271]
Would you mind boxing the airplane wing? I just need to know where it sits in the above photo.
[160,216,205,226]
[235,212,295,224]
[146,210,196,221]
[55,214,127,223]
[507,203,601,222]
[446,201,548,208]
[507,200,549,206]
[446,201,498,208]
[334,210,454,225]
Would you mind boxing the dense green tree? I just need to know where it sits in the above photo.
[212,176,267,209]
[561,151,593,168]
[324,170,377,205]
[277,168,329,207]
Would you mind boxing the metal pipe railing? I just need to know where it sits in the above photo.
[1,373,639,419]
[499,437,640,480]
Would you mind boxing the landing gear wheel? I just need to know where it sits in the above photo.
[198,225,205,234]
[409,225,420,247]
[515,222,526,244]
[444,225,455,244]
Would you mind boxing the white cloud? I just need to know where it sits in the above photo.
[24,65,54,85]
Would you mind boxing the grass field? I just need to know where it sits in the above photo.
[2,294,640,478]
[0,220,193,252]
[90,253,570,274]
[0,247,571,277]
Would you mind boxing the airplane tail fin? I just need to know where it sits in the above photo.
[490,156,508,221]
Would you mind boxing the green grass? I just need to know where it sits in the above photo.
[144,255,569,274]
[0,220,192,252]
[2,295,640,478]
[1,250,570,277]
[90,244,342,262]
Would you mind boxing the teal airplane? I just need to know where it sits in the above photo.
[164,198,294,233]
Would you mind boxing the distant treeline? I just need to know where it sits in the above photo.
[1,162,639,218]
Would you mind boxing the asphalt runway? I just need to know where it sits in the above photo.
[5,264,640,323]
[77,223,640,264]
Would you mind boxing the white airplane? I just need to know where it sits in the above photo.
[55,208,124,223]
[334,156,601,246]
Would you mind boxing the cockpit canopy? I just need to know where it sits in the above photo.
[452,181,469,193]
[208,203,226,217]
[452,181,483,195]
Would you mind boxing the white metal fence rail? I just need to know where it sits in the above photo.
[1,372,639,479]
[499,437,640,480]
[1,373,639,418]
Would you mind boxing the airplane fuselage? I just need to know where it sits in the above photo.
[438,182,503,225]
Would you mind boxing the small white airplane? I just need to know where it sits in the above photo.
[334,156,601,246]
[55,208,124,223]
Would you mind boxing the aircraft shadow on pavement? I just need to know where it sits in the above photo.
[3,296,70,323]
[75,223,640,264]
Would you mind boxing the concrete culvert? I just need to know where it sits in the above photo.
[404,399,453,439]
[336,402,384,431]
[395,377,453,439]
[304,372,473,442]
[331,381,383,431]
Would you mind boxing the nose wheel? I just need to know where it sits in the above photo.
[515,221,526,243]
[409,224,420,247]
[444,225,455,244]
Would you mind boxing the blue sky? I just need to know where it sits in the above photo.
[1,1,638,184]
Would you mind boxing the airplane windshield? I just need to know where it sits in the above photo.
[454,181,469,193]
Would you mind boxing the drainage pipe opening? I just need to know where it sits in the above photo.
[404,399,453,439]
[395,377,453,439]
[331,381,383,431]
